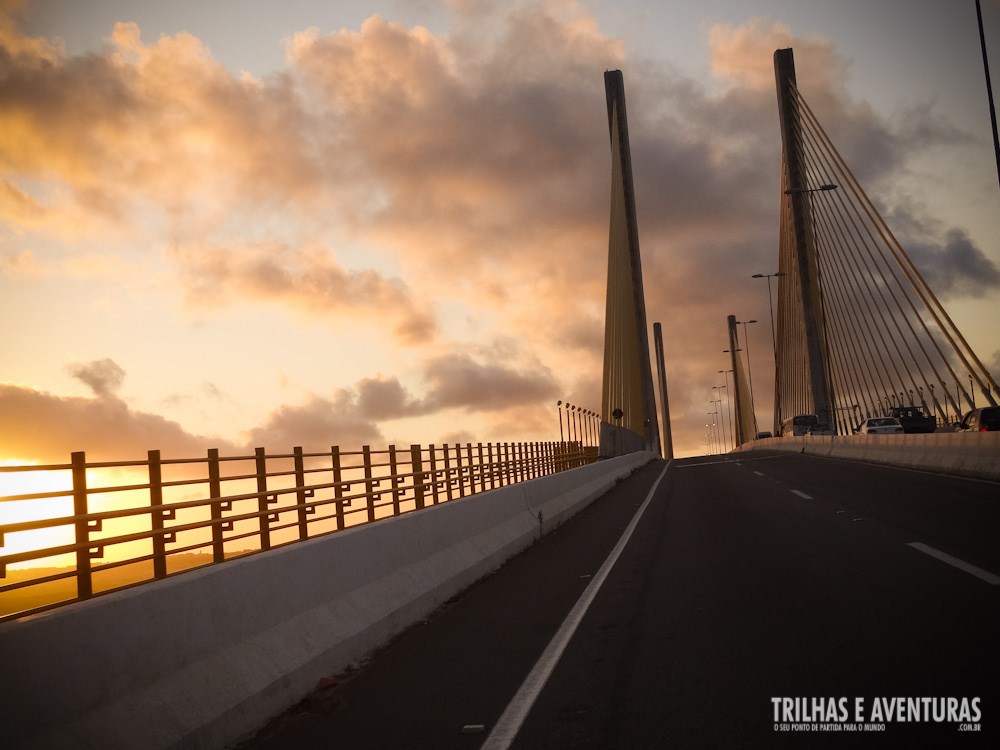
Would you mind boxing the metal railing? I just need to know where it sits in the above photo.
[0,441,596,622]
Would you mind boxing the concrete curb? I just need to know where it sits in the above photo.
[737,433,1000,482]
[0,451,655,750]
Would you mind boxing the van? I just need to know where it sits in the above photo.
[780,414,818,436]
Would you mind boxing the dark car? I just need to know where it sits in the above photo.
[886,406,936,434]
[957,406,1000,432]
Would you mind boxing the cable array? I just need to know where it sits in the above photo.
[776,81,998,433]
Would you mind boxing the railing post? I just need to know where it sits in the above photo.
[486,443,495,490]
[389,444,401,516]
[428,444,439,505]
[148,450,167,579]
[466,443,475,494]
[208,448,225,563]
[255,447,272,551]
[71,451,93,600]
[411,444,425,510]
[332,446,345,530]
[444,444,455,501]
[477,443,485,493]
[454,444,465,498]
[363,445,376,522]
[293,446,309,541]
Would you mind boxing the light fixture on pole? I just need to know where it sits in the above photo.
[751,273,784,366]
[712,386,728,452]
[718,369,734,448]
[735,319,759,418]
[783,183,838,195]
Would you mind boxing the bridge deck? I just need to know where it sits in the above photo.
[236,454,999,748]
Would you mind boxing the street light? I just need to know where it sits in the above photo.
[718,369,734,448]
[713,385,729,451]
[751,273,784,366]
[784,183,838,195]
[710,399,725,452]
[751,273,785,431]
[736,319,758,417]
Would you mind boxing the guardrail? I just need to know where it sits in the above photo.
[0,441,596,622]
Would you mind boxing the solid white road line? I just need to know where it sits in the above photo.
[480,461,672,750]
[906,542,1000,585]
[791,490,812,499]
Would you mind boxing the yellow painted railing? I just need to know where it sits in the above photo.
[0,441,597,622]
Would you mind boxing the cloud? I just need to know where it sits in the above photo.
[246,392,384,450]
[68,358,125,398]
[172,242,438,343]
[422,352,559,411]
[0,384,239,462]
[903,229,1000,300]
[248,352,561,451]
[356,376,424,421]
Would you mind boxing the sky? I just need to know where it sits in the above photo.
[1,0,999,463]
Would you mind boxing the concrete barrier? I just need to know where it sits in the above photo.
[737,432,1000,481]
[0,451,655,750]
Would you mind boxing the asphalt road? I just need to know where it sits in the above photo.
[236,453,999,748]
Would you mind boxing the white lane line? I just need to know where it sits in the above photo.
[480,461,672,750]
[791,490,812,499]
[754,471,765,477]
[906,542,1000,585]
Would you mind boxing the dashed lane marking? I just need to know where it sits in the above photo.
[906,542,1000,585]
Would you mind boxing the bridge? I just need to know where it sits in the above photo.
[1,53,998,749]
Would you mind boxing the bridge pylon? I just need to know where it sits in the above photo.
[599,70,661,458]
[773,48,835,431]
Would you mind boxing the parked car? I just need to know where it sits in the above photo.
[755,431,773,439]
[856,417,904,435]
[885,406,936,434]
[957,406,1000,432]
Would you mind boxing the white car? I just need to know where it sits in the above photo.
[857,417,904,435]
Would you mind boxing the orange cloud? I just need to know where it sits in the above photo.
[172,241,438,344]
[0,384,240,463]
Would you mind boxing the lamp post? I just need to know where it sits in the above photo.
[710,399,725,452]
[751,273,784,432]
[718,369,734,447]
[557,401,564,442]
[736,319,758,415]
[722,349,742,444]
[751,272,784,364]
[713,385,729,451]
[784,183,838,195]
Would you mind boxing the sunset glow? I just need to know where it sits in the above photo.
[1,0,998,468]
